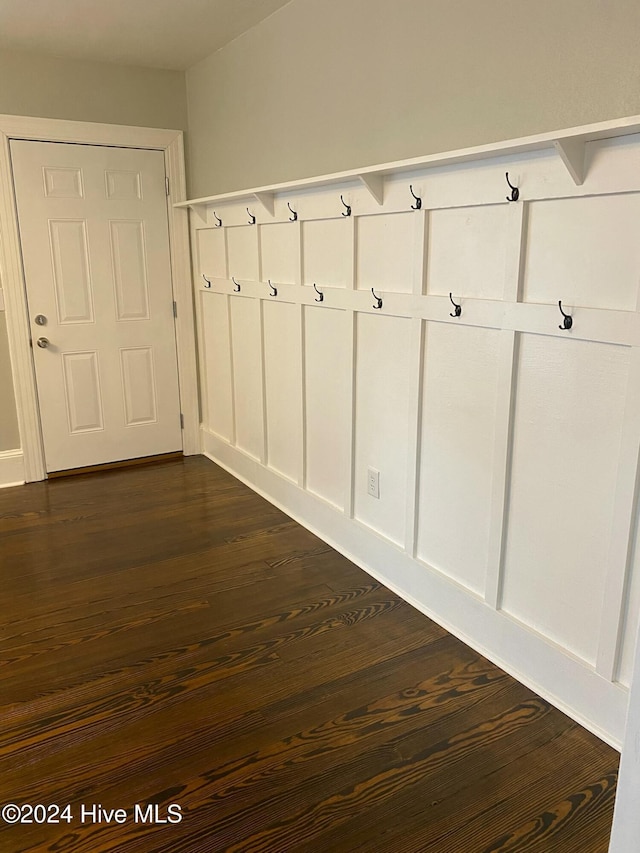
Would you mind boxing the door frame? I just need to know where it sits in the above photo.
[0,113,199,481]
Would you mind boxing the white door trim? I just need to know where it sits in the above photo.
[0,114,198,481]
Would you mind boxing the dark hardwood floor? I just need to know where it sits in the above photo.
[0,456,618,852]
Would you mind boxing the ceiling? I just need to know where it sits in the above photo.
[0,0,293,70]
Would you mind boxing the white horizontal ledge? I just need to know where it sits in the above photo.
[175,114,640,211]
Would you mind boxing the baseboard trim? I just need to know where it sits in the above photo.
[0,448,25,488]
[202,428,627,750]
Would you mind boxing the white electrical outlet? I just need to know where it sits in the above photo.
[367,467,380,499]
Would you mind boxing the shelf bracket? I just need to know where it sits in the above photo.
[188,203,208,225]
[553,138,586,186]
[358,173,384,206]
[254,191,275,217]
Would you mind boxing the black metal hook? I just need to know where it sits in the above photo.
[371,288,383,310]
[449,293,462,317]
[340,195,352,217]
[247,208,256,225]
[505,173,519,202]
[410,185,422,210]
[213,211,222,227]
[202,274,212,288]
[288,202,298,222]
[313,283,324,303]
[558,300,573,330]
[268,279,278,297]
[232,276,241,292]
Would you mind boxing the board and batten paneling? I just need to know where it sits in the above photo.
[354,313,412,546]
[260,222,300,284]
[200,292,233,442]
[501,334,630,665]
[304,306,350,510]
[262,299,302,483]
[356,212,424,294]
[189,129,640,747]
[426,204,509,300]
[522,194,640,312]
[417,322,502,595]
[302,218,353,288]
[229,296,264,461]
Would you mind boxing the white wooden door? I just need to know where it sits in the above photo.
[10,140,182,472]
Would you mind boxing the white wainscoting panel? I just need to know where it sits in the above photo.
[619,517,640,688]
[522,194,640,311]
[417,322,502,595]
[263,299,302,482]
[227,226,259,281]
[197,228,227,279]
[302,218,352,288]
[426,204,508,300]
[304,306,350,509]
[354,313,412,546]
[230,297,265,461]
[501,334,631,664]
[201,292,234,442]
[356,212,423,293]
[260,222,300,284]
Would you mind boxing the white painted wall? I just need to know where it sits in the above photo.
[191,130,640,750]
[186,0,640,197]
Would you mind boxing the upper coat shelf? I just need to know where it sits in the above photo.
[174,115,640,213]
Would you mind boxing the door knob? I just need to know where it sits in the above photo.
[34,314,47,326]
[36,337,50,348]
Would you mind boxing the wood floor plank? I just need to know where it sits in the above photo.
[0,456,618,852]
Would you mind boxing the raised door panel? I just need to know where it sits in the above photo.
[120,347,158,426]
[104,169,142,200]
[263,300,301,482]
[110,220,150,320]
[417,323,501,594]
[44,167,84,198]
[49,219,94,324]
[61,351,104,433]
[501,334,630,664]
[304,306,350,509]
[354,314,412,545]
